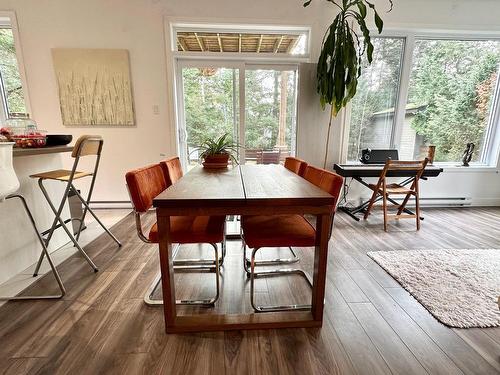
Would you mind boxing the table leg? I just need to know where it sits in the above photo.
[157,214,177,331]
[311,213,332,323]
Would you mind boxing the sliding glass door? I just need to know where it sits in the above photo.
[244,66,298,164]
[176,60,298,169]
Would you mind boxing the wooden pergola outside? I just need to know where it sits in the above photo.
[176,32,301,54]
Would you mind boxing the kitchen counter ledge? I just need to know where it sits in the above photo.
[13,145,73,157]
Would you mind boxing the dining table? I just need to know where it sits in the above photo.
[153,164,336,333]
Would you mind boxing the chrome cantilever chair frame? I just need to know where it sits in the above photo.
[243,214,335,313]
[0,194,66,300]
[32,136,121,276]
[128,189,225,307]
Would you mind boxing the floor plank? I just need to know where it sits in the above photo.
[0,207,499,374]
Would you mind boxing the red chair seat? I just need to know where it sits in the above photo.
[148,216,225,244]
[242,215,316,248]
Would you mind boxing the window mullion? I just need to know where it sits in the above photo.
[392,34,415,151]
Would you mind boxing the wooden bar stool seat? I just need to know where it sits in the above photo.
[30,169,93,181]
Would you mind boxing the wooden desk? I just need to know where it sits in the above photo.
[153,164,336,333]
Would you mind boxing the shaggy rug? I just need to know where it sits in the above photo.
[367,249,500,328]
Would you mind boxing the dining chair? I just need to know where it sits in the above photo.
[30,135,121,276]
[241,165,343,312]
[284,156,308,177]
[261,150,281,164]
[161,156,226,264]
[241,157,309,271]
[363,158,429,231]
[125,163,225,306]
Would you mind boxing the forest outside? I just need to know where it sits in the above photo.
[181,66,297,164]
[0,28,26,117]
[348,37,500,163]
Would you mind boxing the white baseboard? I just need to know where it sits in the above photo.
[90,201,133,209]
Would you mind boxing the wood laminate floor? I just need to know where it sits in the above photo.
[0,208,499,375]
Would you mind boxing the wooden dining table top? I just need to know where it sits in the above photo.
[153,164,336,209]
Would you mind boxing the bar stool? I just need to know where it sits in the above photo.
[0,141,65,300]
[241,165,343,312]
[30,135,121,276]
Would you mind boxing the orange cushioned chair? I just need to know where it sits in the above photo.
[284,156,308,177]
[161,156,183,186]
[241,165,343,313]
[242,156,310,270]
[126,162,225,307]
[160,156,227,263]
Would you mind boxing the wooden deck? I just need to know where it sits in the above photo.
[0,207,499,374]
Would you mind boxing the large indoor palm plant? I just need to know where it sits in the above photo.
[303,0,393,167]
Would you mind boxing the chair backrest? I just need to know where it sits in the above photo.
[303,166,344,208]
[125,163,168,213]
[160,156,183,186]
[379,158,429,181]
[261,150,281,164]
[72,135,103,158]
[284,156,308,177]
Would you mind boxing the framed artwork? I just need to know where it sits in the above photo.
[52,48,135,126]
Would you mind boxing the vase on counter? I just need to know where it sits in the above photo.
[0,142,20,200]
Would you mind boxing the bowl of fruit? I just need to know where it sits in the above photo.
[11,130,47,148]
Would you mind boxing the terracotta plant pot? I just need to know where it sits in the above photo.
[202,153,230,169]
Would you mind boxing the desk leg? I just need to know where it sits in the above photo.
[157,213,177,332]
[311,214,332,323]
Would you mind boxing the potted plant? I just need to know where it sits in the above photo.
[197,133,239,169]
[303,0,393,167]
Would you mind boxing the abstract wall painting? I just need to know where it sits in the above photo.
[52,48,135,126]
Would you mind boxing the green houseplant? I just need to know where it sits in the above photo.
[303,0,393,167]
[197,133,239,168]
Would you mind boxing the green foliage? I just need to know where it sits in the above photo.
[183,68,297,153]
[0,29,26,116]
[196,133,239,162]
[347,37,404,161]
[304,0,393,114]
[408,40,500,162]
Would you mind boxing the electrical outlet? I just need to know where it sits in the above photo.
[153,105,160,115]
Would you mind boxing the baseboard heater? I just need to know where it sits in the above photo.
[353,197,472,208]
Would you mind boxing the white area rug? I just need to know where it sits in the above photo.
[367,249,500,328]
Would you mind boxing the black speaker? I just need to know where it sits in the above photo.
[360,149,399,164]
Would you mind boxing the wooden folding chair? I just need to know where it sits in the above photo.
[363,158,429,231]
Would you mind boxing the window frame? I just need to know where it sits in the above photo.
[344,29,500,167]
[170,22,311,60]
[0,11,31,122]
[169,22,308,169]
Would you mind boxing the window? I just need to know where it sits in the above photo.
[404,39,500,163]
[347,37,404,161]
[0,15,28,121]
[172,24,307,169]
[171,24,309,56]
[346,34,500,165]
[177,62,298,168]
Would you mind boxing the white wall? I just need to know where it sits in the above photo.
[0,0,499,204]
